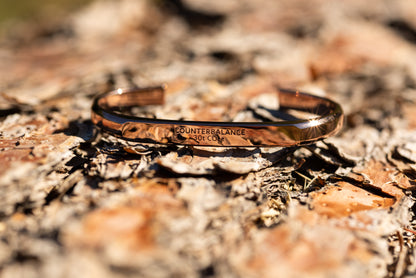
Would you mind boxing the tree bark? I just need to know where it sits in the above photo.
[1,0,416,277]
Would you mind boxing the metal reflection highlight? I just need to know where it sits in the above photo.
[91,86,344,147]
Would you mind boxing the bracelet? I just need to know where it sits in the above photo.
[91,86,344,147]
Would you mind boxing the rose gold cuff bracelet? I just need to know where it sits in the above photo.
[91,86,343,147]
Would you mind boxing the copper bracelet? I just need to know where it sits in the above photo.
[91,86,343,147]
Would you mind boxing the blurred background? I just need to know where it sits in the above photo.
[1,1,416,278]
[0,0,91,23]
[0,0,92,36]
